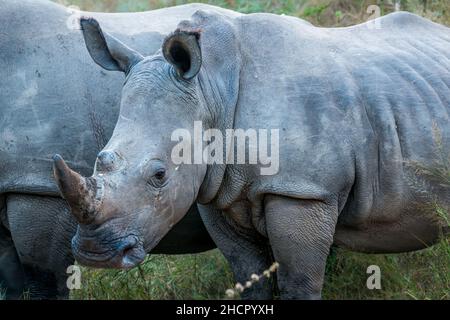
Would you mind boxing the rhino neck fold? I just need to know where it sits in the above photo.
[190,14,242,204]
[196,70,241,205]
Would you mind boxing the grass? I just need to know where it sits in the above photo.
[323,241,450,300]
[69,237,450,300]
[71,250,235,299]
[70,239,449,300]
[47,0,450,300]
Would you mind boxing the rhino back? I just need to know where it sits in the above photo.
[0,0,229,195]
[232,12,449,226]
[336,13,450,225]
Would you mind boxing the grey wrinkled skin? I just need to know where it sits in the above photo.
[0,0,242,299]
[59,10,450,299]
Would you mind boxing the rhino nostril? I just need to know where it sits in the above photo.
[96,150,117,172]
[122,245,134,257]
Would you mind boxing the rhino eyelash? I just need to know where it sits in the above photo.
[146,175,169,189]
[146,179,160,188]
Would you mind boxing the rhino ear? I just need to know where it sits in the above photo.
[80,17,143,73]
[162,30,201,80]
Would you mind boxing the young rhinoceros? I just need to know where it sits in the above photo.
[54,10,450,299]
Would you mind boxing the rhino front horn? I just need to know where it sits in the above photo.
[53,154,98,224]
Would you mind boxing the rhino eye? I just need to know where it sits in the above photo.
[154,168,166,180]
[143,160,168,187]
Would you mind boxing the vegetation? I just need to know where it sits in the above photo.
[324,242,449,300]
[54,0,450,26]
[71,237,449,300]
[71,251,234,299]
[48,0,450,300]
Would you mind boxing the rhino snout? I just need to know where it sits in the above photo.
[96,150,121,172]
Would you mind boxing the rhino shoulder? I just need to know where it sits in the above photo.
[380,11,448,29]
[352,11,450,33]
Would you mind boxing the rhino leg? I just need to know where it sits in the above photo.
[0,198,25,299]
[265,195,338,300]
[6,194,76,299]
[198,204,274,300]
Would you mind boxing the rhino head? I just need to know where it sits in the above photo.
[54,12,240,269]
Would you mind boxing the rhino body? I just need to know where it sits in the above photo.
[0,0,238,299]
[201,12,449,298]
[62,10,450,299]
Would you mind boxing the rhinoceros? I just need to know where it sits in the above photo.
[0,0,242,299]
[54,10,450,299]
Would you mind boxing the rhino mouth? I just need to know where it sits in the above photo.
[72,234,146,269]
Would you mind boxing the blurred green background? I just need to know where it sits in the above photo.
[47,0,449,300]
[54,0,449,26]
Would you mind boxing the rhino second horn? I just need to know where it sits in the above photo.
[52,154,98,224]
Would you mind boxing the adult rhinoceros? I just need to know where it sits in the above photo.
[0,0,240,299]
[55,10,450,299]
